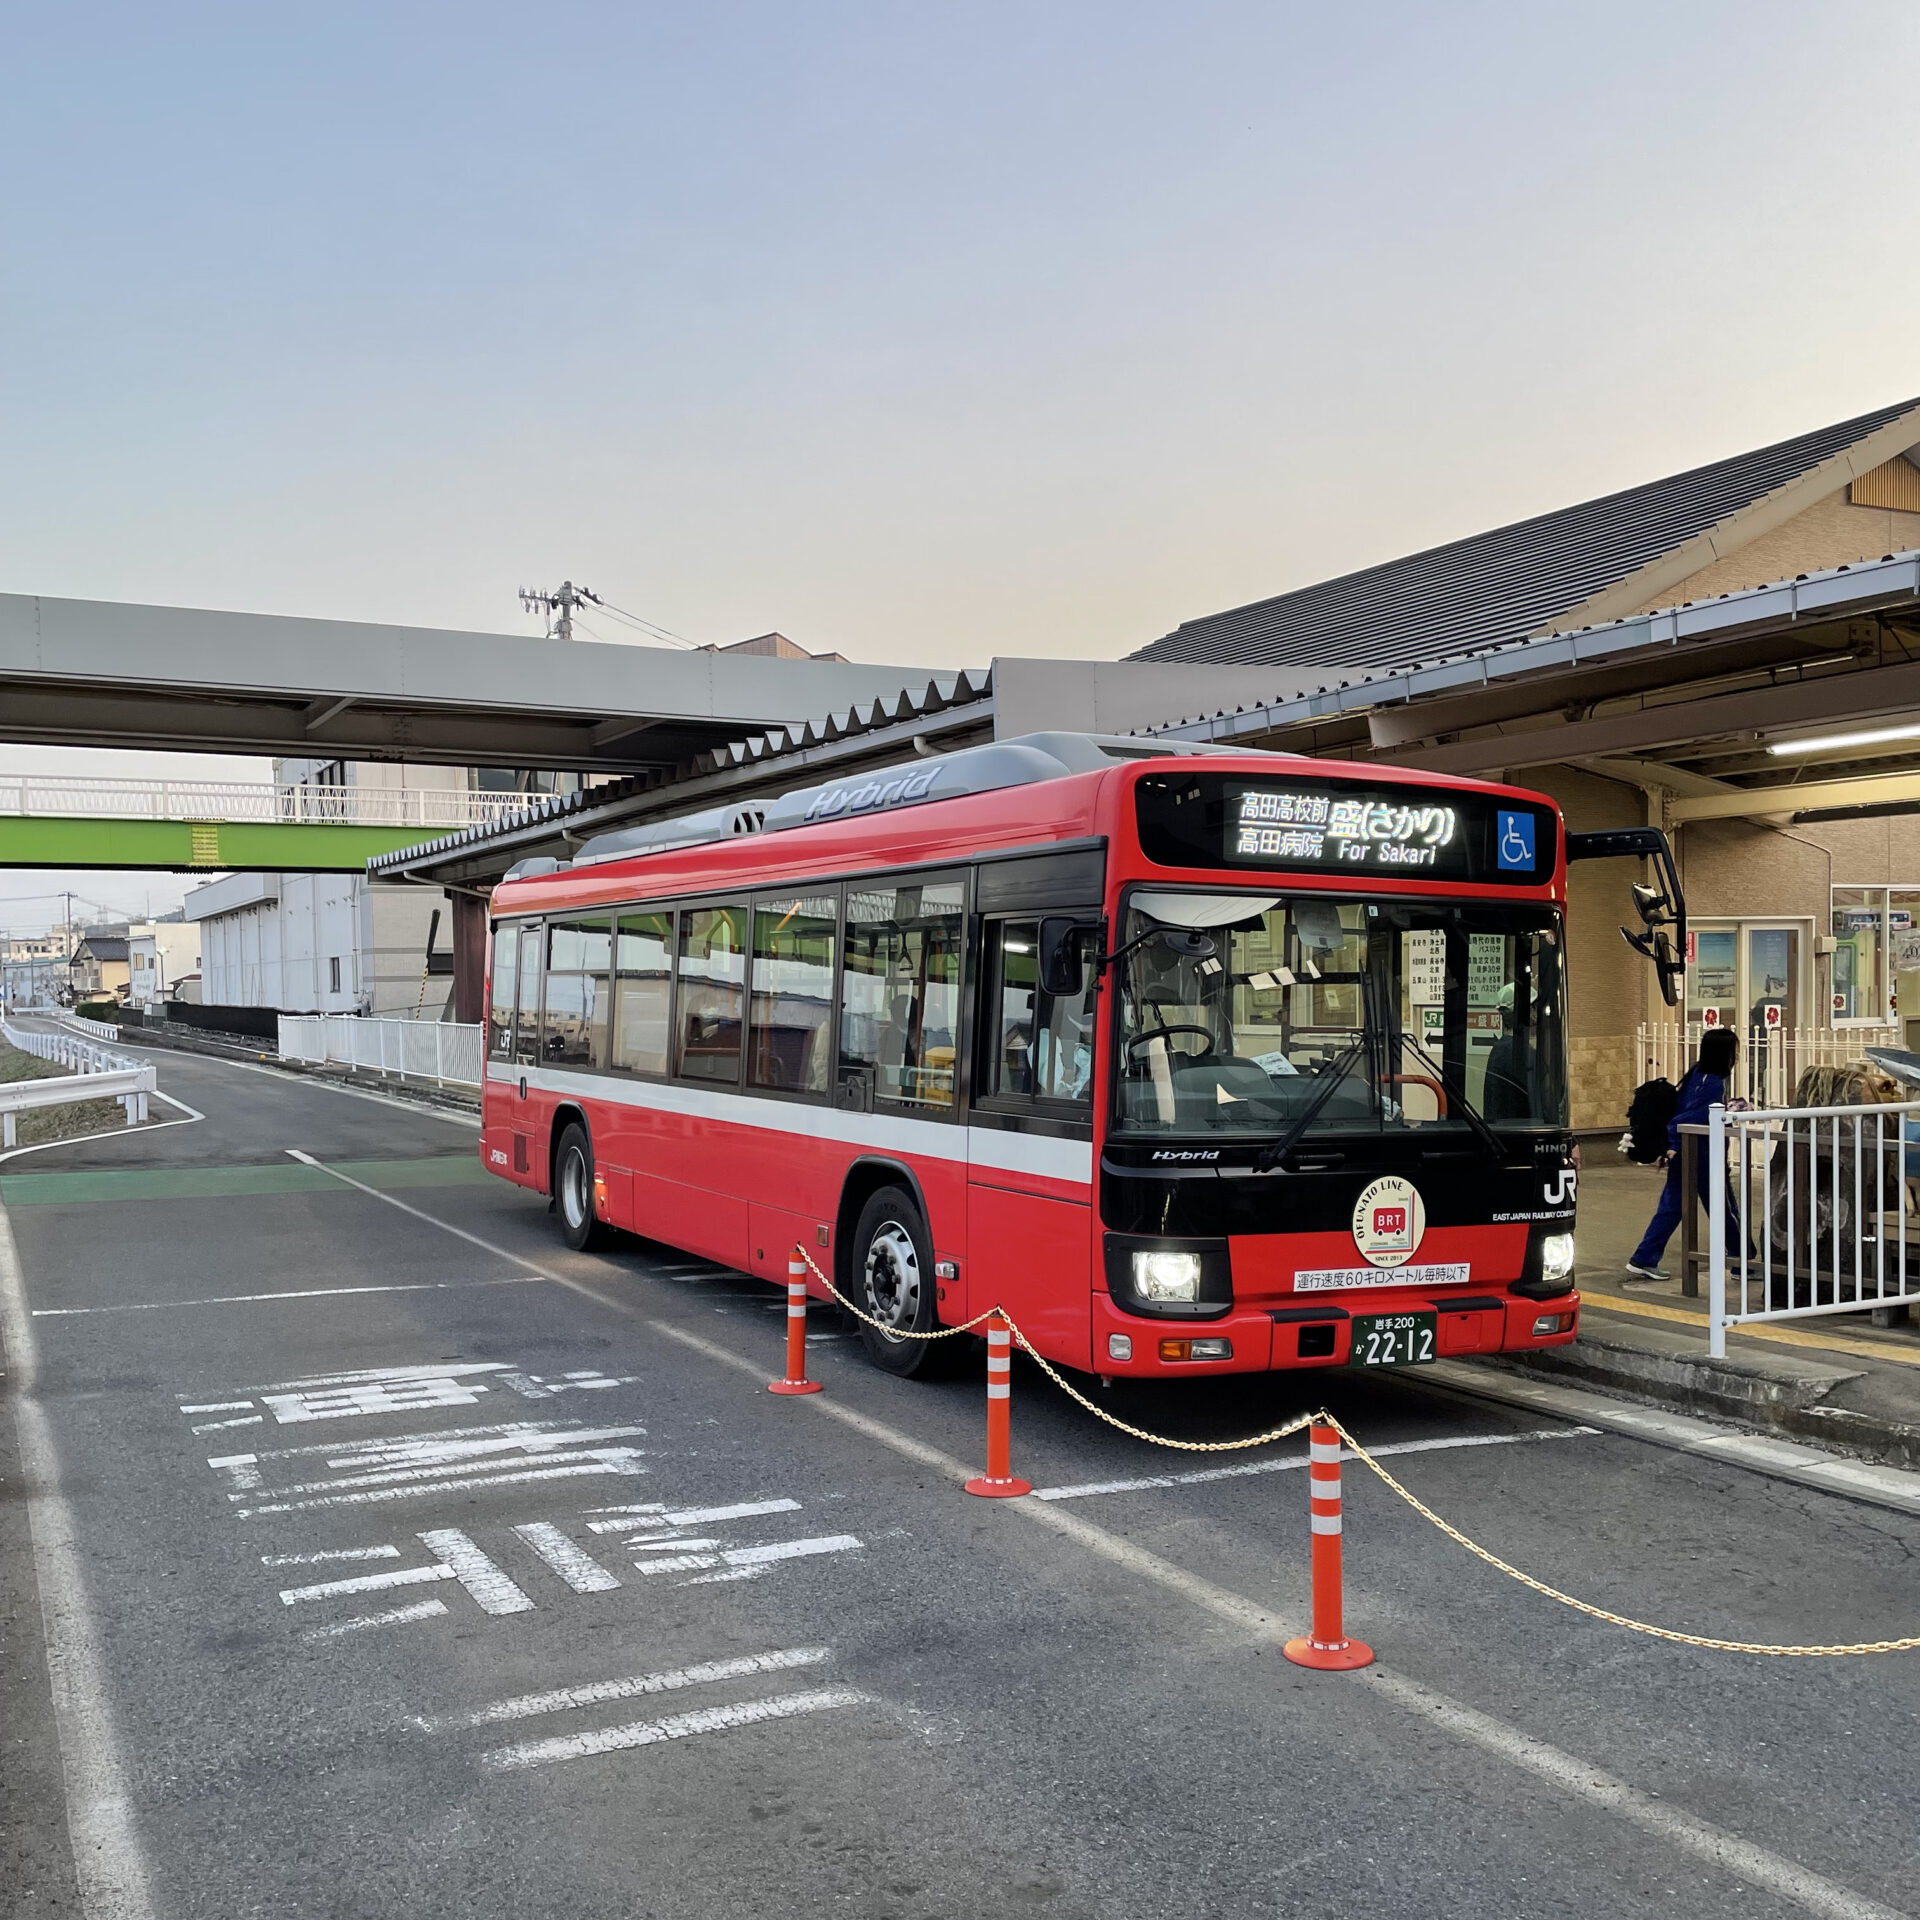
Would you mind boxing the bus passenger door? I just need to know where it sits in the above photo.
[966,915,1099,1366]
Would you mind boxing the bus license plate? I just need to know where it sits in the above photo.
[1349,1312,1437,1369]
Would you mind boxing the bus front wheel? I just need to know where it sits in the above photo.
[850,1186,950,1379]
[554,1122,605,1252]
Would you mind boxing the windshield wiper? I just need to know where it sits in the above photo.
[1253,1036,1367,1172]
[1387,1034,1507,1164]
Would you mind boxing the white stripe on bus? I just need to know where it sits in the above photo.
[492,1062,1094,1187]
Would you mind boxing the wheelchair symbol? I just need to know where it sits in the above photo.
[1497,811,1536,872]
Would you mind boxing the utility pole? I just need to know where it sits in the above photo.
[518,580,601,642]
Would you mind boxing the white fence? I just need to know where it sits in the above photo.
[0,774,535,831]
[1702,1098,1920,1355]
[278,1015,484,1091]
[1636,1021,1900,1110]
[0,1018,155,1146]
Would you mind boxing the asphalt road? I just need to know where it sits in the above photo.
[3,1042,1917,1920]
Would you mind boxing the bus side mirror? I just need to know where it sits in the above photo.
[1622,926,1684,1007]
[1040,918,1103,997]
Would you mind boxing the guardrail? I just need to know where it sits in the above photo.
[277,1015,484,1091]
[0,774,537,831]
[1637,1020,1899,1110]
[0,1017,156,1147]
[1701,1098,1920,1355]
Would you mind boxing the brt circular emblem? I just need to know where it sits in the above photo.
[1352,1176,1425,1267]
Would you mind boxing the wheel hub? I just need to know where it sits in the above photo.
[863,1222,921,1335]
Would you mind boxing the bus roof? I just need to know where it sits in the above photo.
[490,733,1563,919]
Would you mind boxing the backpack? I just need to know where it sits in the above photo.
[1624,1075,1680,1163]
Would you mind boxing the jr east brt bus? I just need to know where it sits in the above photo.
[480,732,1683,1383]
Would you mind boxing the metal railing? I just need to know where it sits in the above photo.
[277,1015,484,1091]
[0,1018,156,1146]
[0,774,537,831]
[1637,1020,1899,1110]
[1702,1098,1920,1356]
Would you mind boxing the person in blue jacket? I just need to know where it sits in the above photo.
[1626,1026,1744,1281]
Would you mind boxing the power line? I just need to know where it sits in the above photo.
[518,580,703,651]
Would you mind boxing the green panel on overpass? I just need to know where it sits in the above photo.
[0,817,447,872]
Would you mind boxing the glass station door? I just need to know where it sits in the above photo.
[1684,921,1806,1103]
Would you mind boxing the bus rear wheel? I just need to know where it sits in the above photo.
[554,1122,605,1251]
[850,1187,950,1378]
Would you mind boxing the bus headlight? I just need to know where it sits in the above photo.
[1539,1233,1576,1283]
[1132,1250,1203,1302]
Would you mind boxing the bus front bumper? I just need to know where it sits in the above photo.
[1090,1289,1580,1376]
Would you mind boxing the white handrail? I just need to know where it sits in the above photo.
[277,1014,483,1091]
[0,775,544,831]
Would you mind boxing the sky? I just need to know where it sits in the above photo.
[3,1,1919,927]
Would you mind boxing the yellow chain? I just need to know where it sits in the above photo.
[796,1242,1322,1452]
[793,1243,1001,1340]
[794,1245,1919,1653]
[1321,1414,1920,1658]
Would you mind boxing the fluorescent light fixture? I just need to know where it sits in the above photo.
[1768,722,1920,757]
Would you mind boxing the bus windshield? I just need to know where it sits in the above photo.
[1115,889,1568,1138]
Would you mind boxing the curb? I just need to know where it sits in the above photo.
[1488,1332,1920,1475]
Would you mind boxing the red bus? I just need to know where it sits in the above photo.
[480,733,1682,1381]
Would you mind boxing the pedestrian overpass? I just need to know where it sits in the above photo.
[0,774,537,872]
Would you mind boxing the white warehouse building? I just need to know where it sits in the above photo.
[185,872,453,1016]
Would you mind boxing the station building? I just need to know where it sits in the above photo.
[1132,394,1920,1126]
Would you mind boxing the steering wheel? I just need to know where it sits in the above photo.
[1385,1073,1448,1116]
[1127,1025,1216,1062]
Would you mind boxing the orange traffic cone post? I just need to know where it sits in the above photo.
[768,1254,824,1396]
[1283,1422,1373,1670]
[964,1312,1030,1497]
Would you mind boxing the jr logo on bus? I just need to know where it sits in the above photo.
[1352,1175,1425,1268]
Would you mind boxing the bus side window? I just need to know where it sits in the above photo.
[984,919,1096,1107]
[839,879,963,1111]
[611,910,673,1077]
[488,924,518,1062]
[749,894,836,1096]
[674,904,747,1085]
[513,918,543,1067]
[544,916,612,1070]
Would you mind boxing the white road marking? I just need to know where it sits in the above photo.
[479,1688,871,1772]
[0,1200,158,1918]
[720,1535,862,1568]
[667,1498,803,1526]
[252,1362,513,1392]
[647,1314,1910,1920]
[191,1414,265,1435]
[418,1528,534,1615]
[304,1599,449,1641]
[633,1553,720,1576]
[683,1567,763,1586]
[1033,1426,1600,1501]
[629,1536,721,1552]
[264,1378,495,1423]
[241,1459,647,1516]
[209,1420,651,1515]
[179,1401,255,1413]
[261,1546,402,1568]
[32,1276,541,1317]
[455,1648,833,1727]
[513,1523,621,1592]
[584,1496,801,1533]
[300,1149,1916,1920]
[280,1563,455,1605]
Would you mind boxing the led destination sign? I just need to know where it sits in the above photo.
[1231,789,1456,868]
[1134,773,1556,886]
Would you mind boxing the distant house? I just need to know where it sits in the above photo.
[70,931,132,1002]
